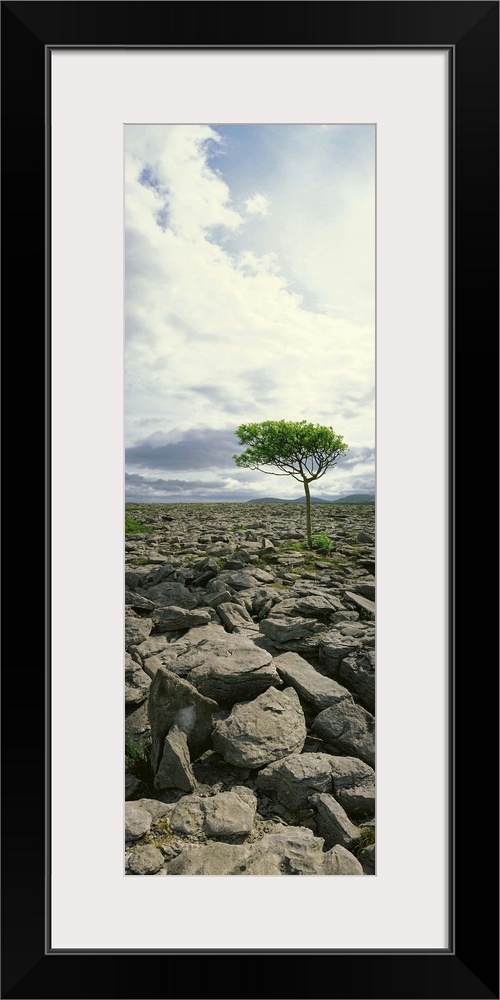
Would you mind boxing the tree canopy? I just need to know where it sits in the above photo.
[233,420,348,546]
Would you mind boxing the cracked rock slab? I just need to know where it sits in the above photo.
[125,615,154,651]
[310,792,362,850]
[148,665,218,773]
[136,581,198,610]
[213,687,307,768]
[312,702,375,768]
[170,786,257,839]
[127,843,164,875]
[274,651,354,713]
[154,723,196,793]
[359,842,375,874]
[271,594,343,619]
[259,616,326,645]
[125,798,173,843]
[167,826,363,875]
[216,602,257,633]
[153,606,212,632]
[328,756,376,818]
[256,752,339,811]
[318,629,363,674]
[168,632,282,705]
[338,649,375,713]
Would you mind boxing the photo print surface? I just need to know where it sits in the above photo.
[124,124,375,877]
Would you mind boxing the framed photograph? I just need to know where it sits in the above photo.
[2,2,498,998]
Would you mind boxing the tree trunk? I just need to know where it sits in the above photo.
[303,478,312,548]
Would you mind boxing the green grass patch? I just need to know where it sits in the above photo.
[125,737,155,796]
[125,515,155,535]
[355,824,375,854]
[358,606,374,622]
[310,531,333,552]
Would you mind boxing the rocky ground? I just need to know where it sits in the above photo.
[125,501,375,876]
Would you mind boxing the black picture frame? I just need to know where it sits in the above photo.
[1,2,498,998]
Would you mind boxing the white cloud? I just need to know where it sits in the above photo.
[244,192,270,216]
[125,125,375,500]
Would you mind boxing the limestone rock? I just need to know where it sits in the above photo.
[272,594,343,619]
[274,651,353,713]
[203,589,234,609]
[344,591,376,616]
[125,802,153,842]
[322,844,364,875]
[338,649,375,713]
[134,636,171,662]
[154,723,196,793]
[224,571,267,590]
[167,826,359,876]
[167,841,248,875]
[144,562,175,586]
[312,702,375,768]
[256,752,338,811]
[359,842,375,874]
[259,616,326,646]
[125,590,156,613]
[203,786,256,838]
[170,786,256,839]
[125,615,153,651]
[147,665,218,773]
[318,629,363,674]
[216,602,257,633]
[125,652,152,707]
[127,843,164,875]
[310,792,362,850]
[136,581,198,610]
[153,606,211,632]
[171,632,282,705]
[347,577,375,601]
[328,756,376,818]
[191,557,219,587]
[125,773,142,800]
[213,687,306,768]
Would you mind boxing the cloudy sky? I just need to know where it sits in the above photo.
[125,124,375,503]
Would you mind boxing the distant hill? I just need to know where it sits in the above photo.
[331,494,375,504]
[248,494,375,505]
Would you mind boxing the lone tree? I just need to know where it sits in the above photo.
[233,420,348,548]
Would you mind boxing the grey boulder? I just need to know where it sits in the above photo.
[167,826,362,876]
[153,606,212,632]
[323,844,364,875]
[259,604,325,652]
[312,702,375,768]
[338,649,375,713]
[125,615,153,651]
[127,843,164,875]
[310,792,362,850]
[147,665,218,773]
[274,651,353,713]
[136,581,198,610]
[170,786,257,839]
[213,687,307,768]
[125,652,151,707]
[169,632,282,705]
[272,594,343,619]
[256,752,339,811]
[216,602,257,634]
[359,842,376,874]
[154,723,196,793]
[328,756,376,818]
[318,629,363,674]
